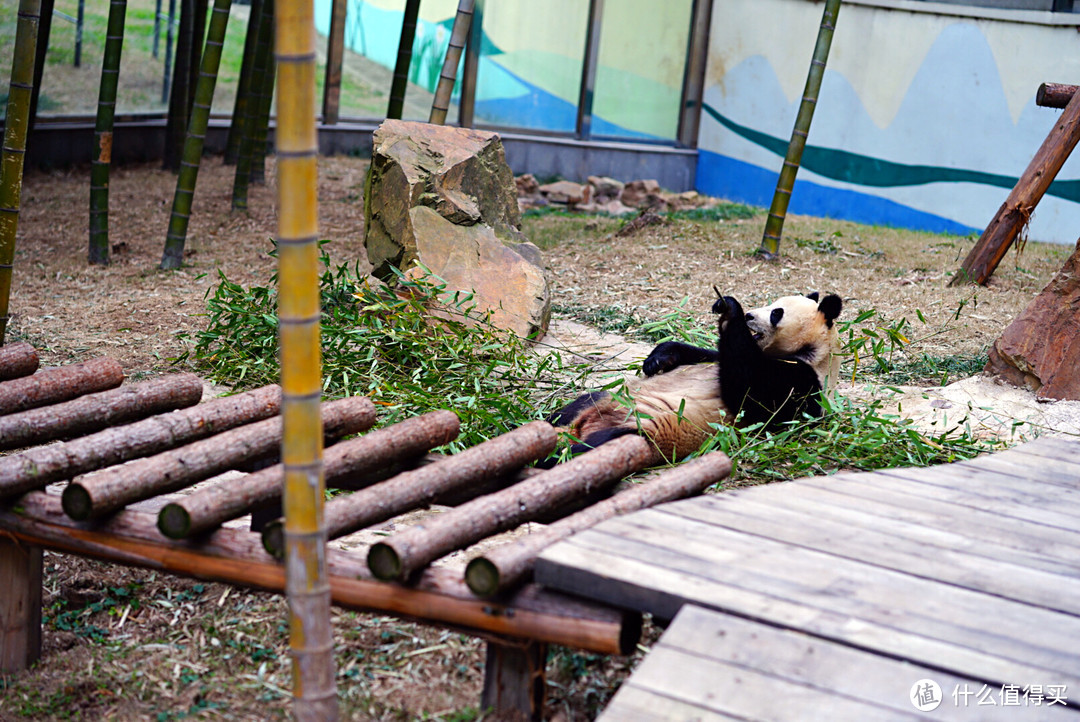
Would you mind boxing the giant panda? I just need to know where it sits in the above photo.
[543,291,843,466]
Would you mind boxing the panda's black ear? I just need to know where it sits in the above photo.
[806,292,820,302]
[818,294,842,325]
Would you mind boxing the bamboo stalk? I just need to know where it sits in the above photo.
[758,0,841,259]
[386,0,420,120]
[250,42,276,186]
[163,0,202,171]
[223,0,264,164]
[465,451,732,597]
[321,0,346,124]
[368,434,652,582]
[0,357,123,416]
[0,373,203,451]
[157,410,459,539]
[0,384,282,499]
[0,341,38,380]
[262,421,557,559]
[2,492,640,656]
[61,396,375,521]
[232,0,274,210]
[274,0,336,713]
[87,0,127,266]
[0,0,41,345]
[428,0,474,125]
[160,0,233,270]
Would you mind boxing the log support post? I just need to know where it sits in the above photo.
[0,536,43,672]
[481,639,547,721]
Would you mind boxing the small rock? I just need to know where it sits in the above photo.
[621,179,661,208]
[539,180,590,206]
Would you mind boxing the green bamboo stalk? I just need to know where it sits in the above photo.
[429,0,473,125]
[232,0,273,210]
[160,0,233,270]
[0,0,41,345]
[250,42,276,186]
[163,0,202,171]
[224,0,264,165]
[275,0,336,715]
[386,0,420,120]
[88,0,128,266]
[758,0,841,259]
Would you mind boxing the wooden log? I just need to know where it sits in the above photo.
[951,87,1080,286]
[368,434,653,582]
[0,341,38,381]
[157,410,461,539]
[465,452,732,598]
[0,384,283,500]
[1037,82,1076,109]
[0,357,124,415]
[0,536,42,672]
[61,396,377,521]
[262,421,557,558]
[1,491,640,655]
[0,373,204,451]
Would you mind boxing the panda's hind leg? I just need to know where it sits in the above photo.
[545,390,610,427]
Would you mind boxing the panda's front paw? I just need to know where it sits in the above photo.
[712,295,742,319]
[643,342,682,376]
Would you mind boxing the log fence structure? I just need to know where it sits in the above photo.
[0,348,733,719]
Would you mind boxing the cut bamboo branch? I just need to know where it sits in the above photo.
[0,384,281,499]
[263,421,557,558]
[0,373,204,451]
[0,357,123,416]
[61,396,376,521]
[428,0,473,125]
[1037,82,1075,109]
[0,341,38,381]
[466,451,732,597]
[157,410,460,539]
[1,492,640,656]
[951,88,1080,286]
[368,434,653,582]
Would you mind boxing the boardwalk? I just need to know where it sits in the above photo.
[535,436,1080,720]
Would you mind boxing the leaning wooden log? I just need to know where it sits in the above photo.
[2,491,640,655]
[368,434,654,582]
[61,396,377,521]
[0,373,204,451]
[0,357,124,415]
[1037,82,1076,109]
[465,451,732,598]
[0,384,283,500]
[0,342,38,381]
[951,87,1080,286]
[157,410,460,539]
[262,421,557,558]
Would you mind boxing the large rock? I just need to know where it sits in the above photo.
[364,120,549,337]
[985,238,1080,400]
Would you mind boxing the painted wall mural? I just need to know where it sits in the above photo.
[698,0,1080,243]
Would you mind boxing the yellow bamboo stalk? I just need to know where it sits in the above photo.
[275,0,336,717]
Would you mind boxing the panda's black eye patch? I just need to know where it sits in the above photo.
[770,308,784,326]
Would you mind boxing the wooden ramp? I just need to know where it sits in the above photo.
[535,435,1080,719]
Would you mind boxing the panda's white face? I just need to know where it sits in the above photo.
[744,293,843,385]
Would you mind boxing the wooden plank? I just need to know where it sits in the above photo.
[481,640,546,722]
[537,527,1080,689]
[797,471,1080,535]
[959,454,1080,491]
[0,537,42,672]
[885,464,1080,515]
[1011,435,1080,463]
[660,495,1080,613]
[604,605,1078,722]
[615,644,922,722]
[600,685,744,722]
[737,480,1080,574]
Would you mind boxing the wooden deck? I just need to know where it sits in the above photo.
[535,435,1080,720]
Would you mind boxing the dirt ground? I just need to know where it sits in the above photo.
[2,155,1077,720]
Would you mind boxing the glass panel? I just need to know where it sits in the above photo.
[471,0,588,134]
[591,0,691,141]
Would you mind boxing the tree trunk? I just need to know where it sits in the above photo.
[263,421,557,558]
[160,0,233,270]
[158,409,460,539]
[466,451,732,597]
[368,434,652,582]
[951,89,1080,286]
[0,384,282,500]
[61,396,375,521]
[0,0,41,345]
[87,0,128,266]
[0,356,123,416]
[0,373,203,451]
[0,341,38,380]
